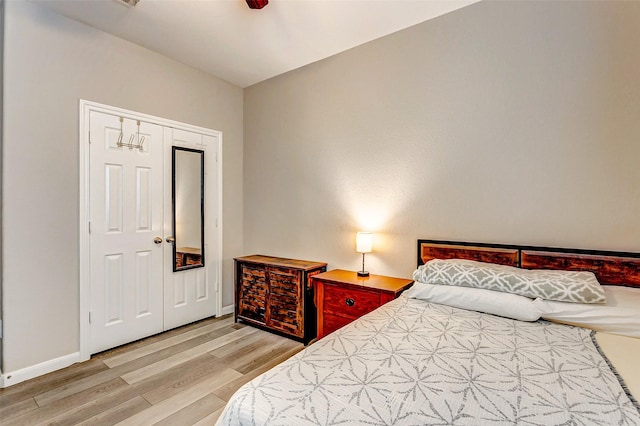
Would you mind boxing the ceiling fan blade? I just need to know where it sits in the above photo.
[246,0,269,9]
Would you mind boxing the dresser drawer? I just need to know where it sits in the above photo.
[322,284,381,319]
[268,267,301,296]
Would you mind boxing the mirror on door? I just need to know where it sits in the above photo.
[172,146,205,271]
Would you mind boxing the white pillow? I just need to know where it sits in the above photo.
[533,285,640,338]
[405,281,541,322]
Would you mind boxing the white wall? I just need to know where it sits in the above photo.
[0,0,5,372]
[2,1,243,374]
[174,149,203,250]
[244,1,640,279]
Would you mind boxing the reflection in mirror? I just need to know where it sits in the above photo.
[172,146,205,271]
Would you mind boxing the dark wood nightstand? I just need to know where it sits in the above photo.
[312,269,414,339]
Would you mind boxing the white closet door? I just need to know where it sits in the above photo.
[163,128,219,330]
[89,112,165,354]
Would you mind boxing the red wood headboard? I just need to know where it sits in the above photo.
[417,240,640,288]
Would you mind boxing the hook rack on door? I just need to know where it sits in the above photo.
[116,117,146,151]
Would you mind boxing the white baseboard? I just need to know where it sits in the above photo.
[221,304,235,316]
[1,352,80,388]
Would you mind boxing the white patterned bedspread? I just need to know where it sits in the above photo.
[217,296,640,425]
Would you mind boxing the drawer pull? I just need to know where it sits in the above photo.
[345,298,355,307]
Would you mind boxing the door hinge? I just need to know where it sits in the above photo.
[88,131,91,144]
[0,319,3,339]
[88,221,92,234]
[89,312,92,324]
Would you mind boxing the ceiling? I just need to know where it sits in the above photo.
[32,0,478,88]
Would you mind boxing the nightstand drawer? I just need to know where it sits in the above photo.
[323,284,380,319]
[322,313,354,336]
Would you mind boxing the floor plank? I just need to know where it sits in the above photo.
[0,396,39,422]
[75,396,152,426]
[210,344,304,402]
[192,407,224,426]
[103,316,235,368]
[0,359,109,410]
[140,355,238,405]
[0,315,304,426]
[121,326,258,385]
[115,376,226,425]
[152,393,226,426]
[34,322,242,407]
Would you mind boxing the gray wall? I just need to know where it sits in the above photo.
[244,1,640,278]
[2,1,243,373]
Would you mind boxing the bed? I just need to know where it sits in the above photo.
[217,240,640,425]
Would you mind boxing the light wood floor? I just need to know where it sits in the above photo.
[0,315,304,425]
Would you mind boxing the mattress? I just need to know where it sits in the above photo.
[596,331,640,400]
[217,296,640,425]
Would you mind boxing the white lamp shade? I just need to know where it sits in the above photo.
[356,232,373,253]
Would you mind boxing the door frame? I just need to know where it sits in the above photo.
[78,99,223,361]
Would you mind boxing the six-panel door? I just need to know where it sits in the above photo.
[89,112,164,354]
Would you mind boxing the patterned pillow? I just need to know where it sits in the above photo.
[414,258,606,304]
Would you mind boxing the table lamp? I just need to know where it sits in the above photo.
[356,232,373,277]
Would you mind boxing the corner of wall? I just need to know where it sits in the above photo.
[0,0,6,376]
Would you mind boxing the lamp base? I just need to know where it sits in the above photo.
[357,270,370,277]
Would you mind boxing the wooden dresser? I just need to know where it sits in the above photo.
[312,269,414,339]
[235,255,327,344]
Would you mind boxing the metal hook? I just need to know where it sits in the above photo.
[115,117,145,151]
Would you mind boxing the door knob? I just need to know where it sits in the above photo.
[153,237,163,244]
[166,236,175,244]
